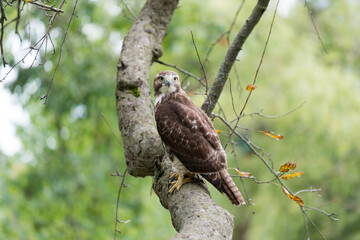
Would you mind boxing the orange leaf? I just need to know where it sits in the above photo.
[279,161,297,173]
[282,171,304,180]
[215,129,221,133]
[261,131,284,141]
[188,92,194,95]
[246,84,257,91]
[282,186,304,206]
[234,168,251,177]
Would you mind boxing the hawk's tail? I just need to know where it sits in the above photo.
[202,170,245,206]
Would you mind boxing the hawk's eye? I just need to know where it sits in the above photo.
[159,76,164,81]
[174,76,178,81]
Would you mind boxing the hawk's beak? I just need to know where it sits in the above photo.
[165,76,172,87]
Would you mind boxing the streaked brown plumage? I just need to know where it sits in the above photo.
[154,70,245,206]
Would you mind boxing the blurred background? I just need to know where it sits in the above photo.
[0,0,359,239]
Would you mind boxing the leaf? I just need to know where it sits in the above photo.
[279,161,296,173]
[282,171,304,180]
[215,129,221,133]
[188,92,194,95]
[246,84,257,91]
[282,186,304,206]
[261,131,284,141]
[234,168,251,177]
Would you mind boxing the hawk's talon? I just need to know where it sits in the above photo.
[168,172,194,193]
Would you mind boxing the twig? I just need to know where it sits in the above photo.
[294,188,322,195]
[303,206,339,221]
[113,168,128,240]
[204,0,246,65]
[201,0,271,115]
[301,207,327,240]
[0,0,7,66]
[303,0,328,54]
[190,31,208,95]
[120,0,137,20]
[243,101,307,118]
[28,1,65,13]
[41,0,78,103]
[228,78,239,118]
[101,113,123,147]
[155,59,205,86]
[302,207,311,240]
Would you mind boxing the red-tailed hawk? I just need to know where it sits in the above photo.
[153,70,245,206]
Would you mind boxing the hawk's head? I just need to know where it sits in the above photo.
[153,70,181,98]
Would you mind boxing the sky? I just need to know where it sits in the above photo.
[0,0,297,157]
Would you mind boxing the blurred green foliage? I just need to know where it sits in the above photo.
[0,0,359,239]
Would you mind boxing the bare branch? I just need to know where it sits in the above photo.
[120,0,137,20]
[0,0,9,66]
[303,206,339,221]
[190,31,208,95]
[101,113,123,147]
[155,59,205,86]
[113,168,128,239]
[28,0,65,13]
[303,0,328,54]
[41,0,79,103]
[201,0,270,115]
[243,101,307,118]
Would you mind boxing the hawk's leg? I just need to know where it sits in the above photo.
[168,172,195,193]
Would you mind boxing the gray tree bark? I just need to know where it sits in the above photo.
[116,0,270,239]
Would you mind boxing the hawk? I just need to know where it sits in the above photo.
[153,70,245,206]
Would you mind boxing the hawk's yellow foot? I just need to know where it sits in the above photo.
[168,173,194,193]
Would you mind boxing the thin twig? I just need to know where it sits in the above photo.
[301,207,327,240]
[101,113,123,147]
[113,168,128,240]
[190,31,208,95]
[303,206,339,221]
[228,78,239,118]
[303,0,328,54]
[41,0,78,103]
[155,59,205,86]
[0,0,7,66]
[294,188,322,195]
[204,0,246,65]
[243,101,307,118]
[28,1,65,13]
[120,0,137,20]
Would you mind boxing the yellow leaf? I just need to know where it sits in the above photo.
[261,131,284,140]
[279,161,297,173]
[215,129,221,133]
[246,84,257,91]
[282,171,304,180]
[281,186,304,206]
[234,168,251,177]
[188,92,194,95]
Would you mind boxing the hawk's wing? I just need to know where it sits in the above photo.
[155,97,226,173]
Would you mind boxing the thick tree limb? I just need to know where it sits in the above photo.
[116,0,236,239]
[201,0,270,115]
[116,0,179,177]
[153,157,235,240]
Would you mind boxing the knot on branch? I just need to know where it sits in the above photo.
[152,44,163,61]
[117,76,143,98]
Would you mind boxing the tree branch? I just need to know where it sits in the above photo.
[153,157,235,239]
[116,0,179,177]
[201,0,270,115]
[116,1,236,239]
